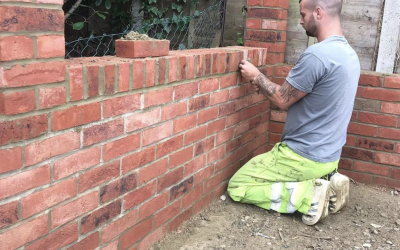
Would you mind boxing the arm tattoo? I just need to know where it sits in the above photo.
[254,74,277,97]
[279,81,300,103]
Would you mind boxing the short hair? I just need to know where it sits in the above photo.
[299,0,343,16]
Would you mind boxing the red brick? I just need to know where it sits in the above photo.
[101,240,118,250]
[185,126,207,145]
[185,155,206,177]
[170,146,194,168]
[170,177,194,201]
[208,118,226,135]
[158,58,166,84]
[215,154,234,172]
[81,200,121,234]
[79,161,120,192]
[53,147,101,180]
[219,102,236,117]
[274,65,291,77]
[269,122,284,133]
[189,94,210,112]
[0,147,21,174]
[126,108,161,132]
[384,76,400,89]
[212,53,219,74]
[358,112,397,127]
[362,87,400,101]
[173,114,197,133]
[356,86,363,97]
[260,42,286,53]
[0,90,36,115]
[216,128,233,145]
[118,63,130,92]
[270,110,287,122]
[121,218,153,249]
[378,127,400,140]
[52,192,98,229]
[0,6,63,32]
[25,131,79,166]
[193,192,214,215]
[375,152,400,167]
[233,120,250,137]
[103,93,141,118]
[139,192,168,221]
[69,67,84,101]
[138,225,168,250]
[230,52,240,72]
[338,158,353,170]
[66,232,99,250]
[174,81,198,100]
[381,102,400,115]
[168,56,178,82]
[144,88,173,108]
[218,53,226,74]
[265,53,285,64]
[179,56,187,80]
[200,78,219,93]
[83,118,124,146]
[262,20,288,31]
[22,178,76,218]
[220,74,238,88]
[396,143,400,154]
[0,36,33,61]
[158,167,184,192]
[198,107,219,124]
[182,184,203,207]
[0,165,50,200]
[393,168,400,179]
[161,101,187,121]
[340,169,372,184]
[101,209,138,243]
[356,138,394,152]
[100,173,137,203]
[204,173,222,194]
[211,89,229,105]
[157,135,183,158]
[188,55,195,79]
[347,123,377,137]
[353,161,390,176]
[145,59,156,87]
[124,181,156,209]
[39,86,66,109]
[207,145,225,164]
[143,121,173,146]
[224,53,231,73]
[358,74,382,87]
[269,133,281,143]
[263,0,289,8]
[52,102,101,131]
[154,200,181,228]
[103,133,141,161]
[36,35,65,58]
[27,223,78,250]
[196,54,204,77]
[195,137,215,156]
[133,61,144,89]
[0,201,19,229]
[205,53,212,75]
[229,85,249,100]
[246,19,261,29]
[372,176,400,189]
[0,215,48,250]
[341,147,374,161]
[87,65,99,97]
[103,65,115,95]
[346,135,356,146]
[246,30,286,42]
[122,147,156,173]
[115,39,169,58]
[139,158,168,185]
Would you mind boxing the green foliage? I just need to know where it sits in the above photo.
[237,32,244,45]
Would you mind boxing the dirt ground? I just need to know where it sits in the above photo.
[152,182,400,250]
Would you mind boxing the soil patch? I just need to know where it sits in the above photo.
[121,31,157,41]
[152,183,400,250]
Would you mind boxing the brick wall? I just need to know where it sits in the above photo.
[0,2,270,246]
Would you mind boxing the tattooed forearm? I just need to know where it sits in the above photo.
[254,74,277,97]
[279,81,300,103]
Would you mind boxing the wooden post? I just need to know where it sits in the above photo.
[376,0,400,73]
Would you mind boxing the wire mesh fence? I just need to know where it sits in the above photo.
[65,0,227,59]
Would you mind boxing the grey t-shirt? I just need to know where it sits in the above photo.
[282,36,360,163]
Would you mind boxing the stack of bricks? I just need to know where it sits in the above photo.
[245,0,289,65]
[268,66,400,188]
[0,4,270,246]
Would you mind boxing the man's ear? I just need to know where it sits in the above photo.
[315,6,322,19]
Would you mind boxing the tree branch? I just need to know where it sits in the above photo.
[65,0,83,20]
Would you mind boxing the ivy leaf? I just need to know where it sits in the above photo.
[73,22,85,30]
[149,0,157,3]
[105,0,111,9]
[194,10,200,17]
[95,0,102,6]
[96,13,107,20]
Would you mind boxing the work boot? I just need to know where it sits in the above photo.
[329,172,350,213]
[302,179,330,225]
